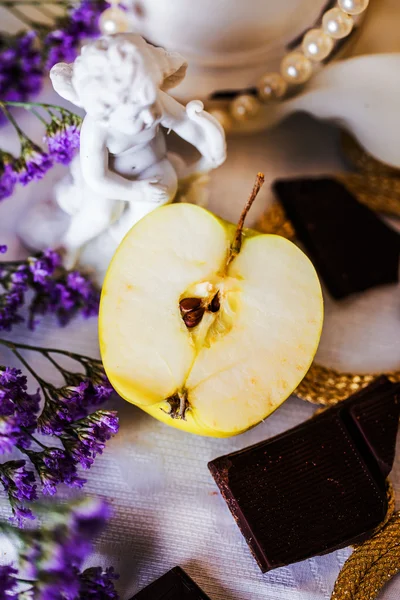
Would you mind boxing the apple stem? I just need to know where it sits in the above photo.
[227,173,265,267]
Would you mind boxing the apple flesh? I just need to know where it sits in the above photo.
[99,201,323,437]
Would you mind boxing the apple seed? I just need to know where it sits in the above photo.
[208,292,220,313]
[179,297,202,314]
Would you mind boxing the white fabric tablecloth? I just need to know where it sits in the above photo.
[1,2,400,598]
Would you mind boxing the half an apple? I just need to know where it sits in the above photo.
[99,176,323,437]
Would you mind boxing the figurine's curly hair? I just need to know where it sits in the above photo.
[50,34,187,115]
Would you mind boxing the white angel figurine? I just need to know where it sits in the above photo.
[50,34,226,268]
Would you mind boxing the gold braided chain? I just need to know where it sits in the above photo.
[256,134,400,407]
[332,484,400,600]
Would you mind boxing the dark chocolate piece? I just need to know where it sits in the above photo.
[273,177,400,299]
[131,567,212,600]
[208,377,400,573]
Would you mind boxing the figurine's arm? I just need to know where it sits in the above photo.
[80,117,159,202]
[159,92,226,172]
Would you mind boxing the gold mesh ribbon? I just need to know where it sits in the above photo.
[256,135,400,406]
[296,365,400,407]
[332,484,400,600]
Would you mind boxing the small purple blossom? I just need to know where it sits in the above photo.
[0,247,100,331]
[61,410,119,470]
[45,121,81,165]
[0,286,25,332]
[69,0,110,39]
[0,245,7,254]
[1,497,119,600]
[29,248,61,285]
[25,447,86,496]
[0,367,40,453]
[0,460,37,525]
[39,375,113,437]
[44,30,78,70]
[0,565,18,600]
[44,0,110,69]
[0,160,17,202]
[0,331,116,526]
[16,141,53,186]
[79,567,119,599]
[33,498,111,593]
[0,31,43,104]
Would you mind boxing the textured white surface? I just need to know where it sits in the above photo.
[0,1,400,598]
[1,111,399,600]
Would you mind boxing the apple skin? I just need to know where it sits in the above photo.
[99,203,323,437]
[139,395,286,437]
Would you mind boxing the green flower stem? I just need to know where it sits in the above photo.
[10,347,49,393]
[24,433,48,451]
[0,259,26,267]
[0,338,103,389]
[43,351,71,378]
[1,100,79,114]
[0,102,27,142]
[29,108,48,126]
[16,578,35,585]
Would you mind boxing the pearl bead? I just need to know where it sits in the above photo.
[99,6,129,35]
[209,108,233,132]
[257,72,287,102]
[230,94,260,121]
[302,28,334,62]
[281,52,313,85]
[338,0,369,15]
[322,8,353,39]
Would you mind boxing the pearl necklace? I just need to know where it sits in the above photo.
[98,0,370,129]
[99,0,130,35]
[211,0,370,130]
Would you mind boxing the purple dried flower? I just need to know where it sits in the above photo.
[0,367,40,453]
[38,371,114,437]
[0,31,43,103]
[25,498,113,599]
[61,410,119,469]
[39,382,90,436]
[16,141,53,186]
[0,565,18,600]
[0,248,99,331]
[0,159,17,202]
[29,248,61,284]
[30,270,100,328]
[45,121,81,165]
[0,460,37,525]
[69,0,110,39]
[44,30,78,70]
[43,1,109,71]
[0,482,117,597]
[79,566,119,599]
[70,496,111,539]
[0,286,25,332]
[25,447,86,496]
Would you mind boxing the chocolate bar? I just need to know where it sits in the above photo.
[131,567,212,599]
[208,377,400,572]
[273,177,400,299]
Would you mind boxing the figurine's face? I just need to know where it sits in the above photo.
[70,36,167,135]
[108,98,163,135]
[81,82,163,135]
